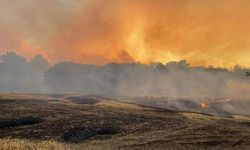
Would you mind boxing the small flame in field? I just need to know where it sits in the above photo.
[200,102,209,109]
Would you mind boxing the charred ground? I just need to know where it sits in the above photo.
[0,94,250,150]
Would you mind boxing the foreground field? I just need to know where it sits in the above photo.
[0,138,69,150]
[0,94,250,150]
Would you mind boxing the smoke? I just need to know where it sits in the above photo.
[1,52,250,99]
[0,52,49,92]
[0,0,81,58]
[1,52,250,115]
[1,0,250,67]
[42,57,250,100]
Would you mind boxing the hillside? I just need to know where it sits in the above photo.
[0,94,250,150]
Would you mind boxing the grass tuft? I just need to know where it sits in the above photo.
[0,138,70,150]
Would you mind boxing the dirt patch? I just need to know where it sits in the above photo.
[0,117,43,129]
[63,126,119,142]
[66,96,99,105]
[63,128,95,142]
[0,99,48,105]
[239,122,250,127]
[96,126,118,135]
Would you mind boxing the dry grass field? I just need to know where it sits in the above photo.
[0,138,69,150]
[0,93,250,150]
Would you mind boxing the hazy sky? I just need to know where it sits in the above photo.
[1,0,250,67]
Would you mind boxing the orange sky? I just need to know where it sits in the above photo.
[1,0,250,67]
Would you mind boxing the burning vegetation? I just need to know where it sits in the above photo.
[200,102,209,109]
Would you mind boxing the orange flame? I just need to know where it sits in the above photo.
[200,102,209,109]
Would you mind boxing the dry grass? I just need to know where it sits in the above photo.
[1,94,250,149]
[96,100,146,110]
[0,138,70,150]
[0,93,49,100]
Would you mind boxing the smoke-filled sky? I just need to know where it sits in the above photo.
[1,0,250,67]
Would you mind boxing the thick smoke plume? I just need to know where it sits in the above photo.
[2,52,250,115]
[1,52,250,100]
[1,0,250,67]
[0,52,49,92]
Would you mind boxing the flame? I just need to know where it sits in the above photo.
[200,102,209,109]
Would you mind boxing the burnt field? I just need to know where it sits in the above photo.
[0,94,250,149]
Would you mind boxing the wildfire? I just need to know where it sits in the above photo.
[200,102,209,109]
